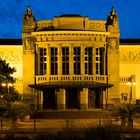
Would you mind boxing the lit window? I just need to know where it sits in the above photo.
[62,47,69,75]
[95,48,104,75]
[73,47,81,75]
[39,48,47,75]
[84,47,92,75]
[51,48,58,75]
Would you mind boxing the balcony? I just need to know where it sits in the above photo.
[35,75,107,84]
[120,76,130,83]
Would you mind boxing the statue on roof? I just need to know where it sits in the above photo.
[23,6,35,26]
[106,7,119,32]
[107,7,118,25]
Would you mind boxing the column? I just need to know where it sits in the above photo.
[38,90,43,110]
[47,45,50,75]
[35,47,40,75]
[92,47,96,79]
[131,77,136,104]
[58,45,62,77]
[99,89,103,108]
[56,89,66,110]
[34,90,43,110]
[104,47,106,75]
[69,45,73,78]
[103,89,107,109]
[80,88,88,110]
[33,89,38,110]
[81,46,84,75]
[100,48,105,75]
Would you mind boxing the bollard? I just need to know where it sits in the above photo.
[1,120,2,132]
[99,118,101,126]
[34,119,36,132]
[66,119,69,129]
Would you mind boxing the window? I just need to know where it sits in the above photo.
[95,48,100,74]
[50,48,58,75]
[40,48,47,75]
[62,47,69,75]
[73,47,81,75]
[95,48,104,75]
[121,93,128,101]
[84,47,92,75]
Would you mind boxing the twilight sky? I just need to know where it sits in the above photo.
[0,0,139,39]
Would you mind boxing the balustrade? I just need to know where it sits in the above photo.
[120,76,130,83]
[35,75,107,84]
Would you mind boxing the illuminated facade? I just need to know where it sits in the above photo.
[0,39,23,94]
[0,7,137,110]
[119,39,139,103]
[0,39,137,107]
[22,6,120,110]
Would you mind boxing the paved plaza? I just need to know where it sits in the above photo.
[1,110,140,133]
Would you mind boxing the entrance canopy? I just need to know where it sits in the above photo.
[29,81,113,90]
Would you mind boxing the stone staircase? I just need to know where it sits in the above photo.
[31,109,113,119]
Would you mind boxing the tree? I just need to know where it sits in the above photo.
[0,58,16,95]
[110,103,139,129]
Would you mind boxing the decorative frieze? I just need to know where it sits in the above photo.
[120,51,140,62]
[0,51,22,63]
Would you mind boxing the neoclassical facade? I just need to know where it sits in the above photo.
[21,6,122,110]
[0,39,137,108]
[21,6,120,110]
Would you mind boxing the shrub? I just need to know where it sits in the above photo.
[84,125,122,140]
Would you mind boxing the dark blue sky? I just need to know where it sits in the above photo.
[0,0,139,39]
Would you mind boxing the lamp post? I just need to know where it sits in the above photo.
[127,75,136,104]
[2,82,13,94]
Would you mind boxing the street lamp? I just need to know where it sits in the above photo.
[2,82,13,94]
[126,75,136,104]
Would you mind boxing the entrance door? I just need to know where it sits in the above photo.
[95,89,103,108]
[88,89,103,109]
[66,88,80,109]
[43,89,56,109]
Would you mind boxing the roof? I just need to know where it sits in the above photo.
[120,39,140,45]
[0,39,140,45]
[59,14,82,17]
[0,39,22,45]
[29,81,113,90]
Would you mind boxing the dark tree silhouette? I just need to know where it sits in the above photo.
[0,58,16,95]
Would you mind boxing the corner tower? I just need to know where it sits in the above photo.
[106,7,120,104]
[22,6,36,99]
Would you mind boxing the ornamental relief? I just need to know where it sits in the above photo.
[89,23,105,31]
[120,51,140,62]
[23,37,36,50]
[0,51,22,64]
[106,38,119,50]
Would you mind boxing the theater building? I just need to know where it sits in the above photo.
[0,6,137,110]
[21,6,120,110]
